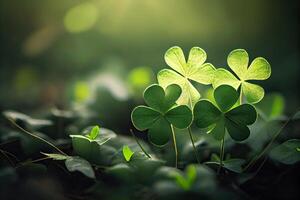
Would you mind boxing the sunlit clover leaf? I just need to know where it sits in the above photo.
[194,85,257,141]
[123,145,134,162]
[158,46,215,107]
[131,84,193,146]
[213,49,271,104]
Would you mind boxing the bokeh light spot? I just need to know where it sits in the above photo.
[64,3,99,33]
[74,81,90,102]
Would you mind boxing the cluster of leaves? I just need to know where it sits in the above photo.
[1,46,299,200]
[132,46,270,153]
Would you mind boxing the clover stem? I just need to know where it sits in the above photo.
[171,125,178,168]
[217,138,225,174]
[6,117,68,156]
[188,127,200,164]
[243,116,292,172]
[130,129,151,158]
[239,86,243,104]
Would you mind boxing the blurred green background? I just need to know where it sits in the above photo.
[0,0,299,115]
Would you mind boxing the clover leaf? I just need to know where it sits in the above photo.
[123,145,134,162]
[213,49,271,104]
[157,46,215,107]
[194,85,257,141]
[131,84,193,146]
[86,125,100,140]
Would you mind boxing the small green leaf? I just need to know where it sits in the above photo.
[225,104,257,125]
[170,165,197,190]
[86,125,100,140]
[143,84,166,111]
[210,118,225,140]
[123,145,134,162]
[245,57,271,80]
[187,47,207,67]
[214,85,239,112]
[242,82,265,104]
[225,119,250,141]
[194,100,221,128]
[165,105,193,129]
[164,84,182,110]
[269,139,300,164]
[227,49,249,80]
[164,46,187,75]
[131,106,161,130]
[213,68,240,89]
[65,156,95,179]
[41,152,68,160]
[148,117,171,146]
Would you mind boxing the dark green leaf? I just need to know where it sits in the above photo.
[214,85,239,112]
[210,118,225,141]
[269,139,300,164]
[143,84,165,111]
[194,100,221,128]
[165,105,192,129]
[225,118,250,141]
[148,117,171,146]
[131,106,161,130]
[226,104,257,125]
[65,156,95,179]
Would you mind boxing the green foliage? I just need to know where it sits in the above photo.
[206,154,245,173]
[213,49,271,104]
[131,84,192,146]
[42,153,95,178]
[86,125,100,140]
[157,46,215,107]
[41,152,68,160]
[70,127,116,164]
[170,164,197,190]
[65,156,95,179]
[194,85,257,141]
[122,145,134,162]
[269,139,300,164]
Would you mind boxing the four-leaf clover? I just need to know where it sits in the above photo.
[131,84,193,146]
[213,49,271,104]
[158,46,215,107]
[194,85,257,141]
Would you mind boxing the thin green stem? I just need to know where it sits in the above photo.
[239,86,243,104]
[130,129,151,158]
[171,125,178,168]
[188,127,200,164]
[243,116,293,172]
[217,138,225,174]
[7,118,67,156]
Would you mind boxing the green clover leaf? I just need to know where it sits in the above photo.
[157,46,215,107]
[213,49,271,104]
[122,145,134,162]
[131,84,193,146]
[194,85,257,141]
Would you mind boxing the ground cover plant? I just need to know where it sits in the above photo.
[1,46,300,200]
